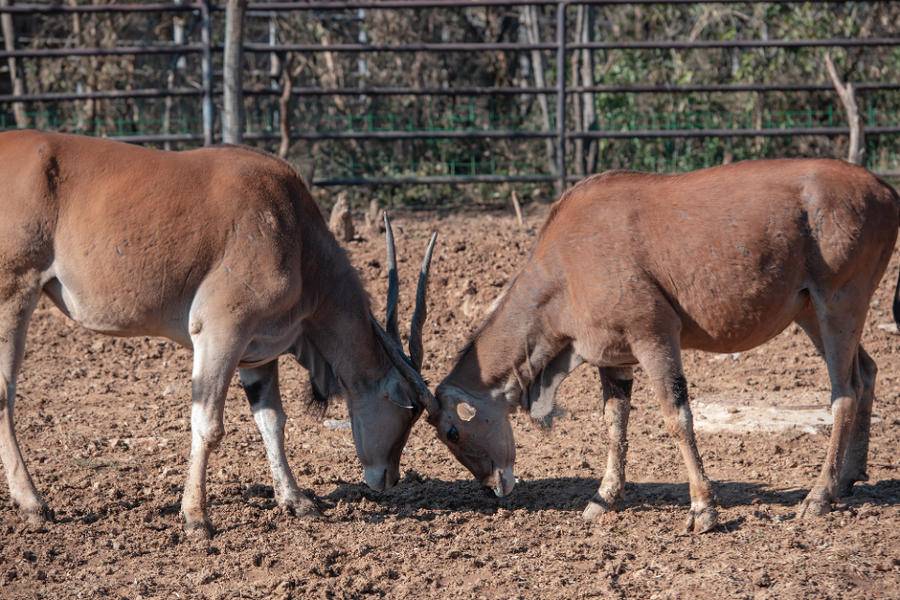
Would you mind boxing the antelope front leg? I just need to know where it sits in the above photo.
[181,332,244,538]
[583,367,632,521]
[636,339,717,533]
[0,288,50,527]
[239,362,319,518]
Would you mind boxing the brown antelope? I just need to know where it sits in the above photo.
[0,130,435,537]
[430,159,899,533]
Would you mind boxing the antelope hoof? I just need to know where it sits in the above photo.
[683,506,718,534]
[183,514,216,539]
[581,493,618,522]
[279,493,320,519]
[837,472,868,498]
[799,497,831,519]
[20,502,53,529]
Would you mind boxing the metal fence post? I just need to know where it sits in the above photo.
[200,0,214,146]
[556,0,567,193]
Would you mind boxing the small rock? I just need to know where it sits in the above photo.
[363,200,385,234]
[877,322,898,334]
[329,195,355,242]
[323,418,351,431]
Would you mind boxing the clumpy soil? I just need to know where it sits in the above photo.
[0,207,898,599]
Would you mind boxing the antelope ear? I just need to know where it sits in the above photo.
[456,402,477,422]
[384,377,416,410]
[524,346,584,428]
[387,393,416,410]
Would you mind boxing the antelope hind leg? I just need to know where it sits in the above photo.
[797,299,866,519]
[837,347,876,497]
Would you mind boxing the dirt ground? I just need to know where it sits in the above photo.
[0,205,898,600]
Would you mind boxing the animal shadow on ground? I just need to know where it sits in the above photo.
[14,478,893,532]
[323,475,900,526]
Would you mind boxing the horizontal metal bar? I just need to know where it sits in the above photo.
[0,88,204,103]
[243,85,558,96]
[237,81,900,97]
[570,38,900,50]
[569,126,900,139]
[572,82,900,93]
[1,0,888,13]
[239,1,551,8]
[96,126,900,147]
[243,42,556,53]
[244,130,557,140]
[566,169,900,182]
[570,0,893,3]
[235,0,890,10]
[0,3,201,13]
[7,39,895,61]
[241,38,900,55]
[0,46,204,59]
[106,133,204,144]
[313,174,557,186]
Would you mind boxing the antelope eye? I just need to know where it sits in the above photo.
[447,425,459,443]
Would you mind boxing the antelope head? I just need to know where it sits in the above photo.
[360,214,439,491]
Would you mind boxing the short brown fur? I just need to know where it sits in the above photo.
[0,131,428,536]
[434,158,899,531]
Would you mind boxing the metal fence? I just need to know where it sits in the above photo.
[1,0,898,188]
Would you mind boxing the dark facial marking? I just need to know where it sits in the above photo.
[242,380,266,407]
[447,425,459,443]
[672,375,689,408]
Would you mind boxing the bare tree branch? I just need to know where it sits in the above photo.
[278,56,293,159]
[824,52,864,165]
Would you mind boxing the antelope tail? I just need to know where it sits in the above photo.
[891,181,900,328]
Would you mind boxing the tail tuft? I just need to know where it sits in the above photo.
[894,270,900,328]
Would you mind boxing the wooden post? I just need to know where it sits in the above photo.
[222,0,247,144]
[200,0,214,146]
[824,52,864,165]
[278,58,293,158]
[579,5,597,174]
[521,5,556,181]
[163,0,186,150]
[0,0,27,128]
[555,1,567,194]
